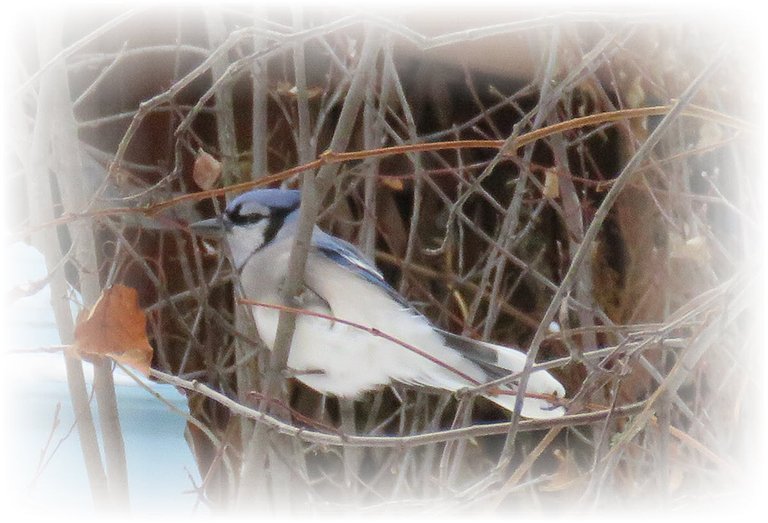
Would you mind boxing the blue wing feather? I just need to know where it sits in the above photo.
[312,230,412,309]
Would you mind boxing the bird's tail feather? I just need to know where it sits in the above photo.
[437,329,566,419]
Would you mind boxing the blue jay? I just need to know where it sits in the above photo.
[192,189,565,419]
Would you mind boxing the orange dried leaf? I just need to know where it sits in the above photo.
[380,176,404,191]
[193,149,222,190]
[74,284,153,376]
[275,81,323,99]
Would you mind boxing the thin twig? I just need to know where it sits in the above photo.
[150,367,646,448]
[496,40,731,469]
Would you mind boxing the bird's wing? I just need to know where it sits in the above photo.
[308,231,565,418]
[312,230,412,309]
[434,328,504,371]
[294,284,333,316]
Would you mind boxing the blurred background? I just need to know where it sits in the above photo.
[3,4,762,516]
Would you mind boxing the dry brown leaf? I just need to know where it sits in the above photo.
[111,167,141,190]
[193,149,222,190]
[380,176,405,191]
[275,81,324,99]
[543,168,559,199]
[670,234,711,263]
[73,284,153,376]
[697,121,724,149]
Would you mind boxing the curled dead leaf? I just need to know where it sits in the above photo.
[275,81,324,99]
[193,149,222,190]
[697,122,724,150]
[543,168,560,199]
[380,176,405,191]
[73,284,153,376]
[670,235,711,263]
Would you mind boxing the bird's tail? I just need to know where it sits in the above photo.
[437,329,566,419]
[481,387,565,419]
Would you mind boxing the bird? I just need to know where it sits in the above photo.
[191,189,566,419]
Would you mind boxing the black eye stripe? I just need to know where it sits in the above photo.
[225,199,300,247]
[226,203,266,225]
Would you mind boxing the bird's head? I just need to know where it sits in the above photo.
[190,189,302,269]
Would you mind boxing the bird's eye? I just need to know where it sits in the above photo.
[227,203,267,225]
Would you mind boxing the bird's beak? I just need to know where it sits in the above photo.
[189,217,228,239]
